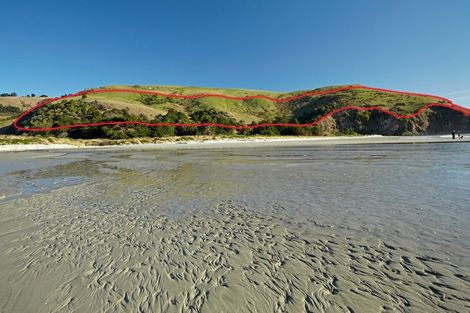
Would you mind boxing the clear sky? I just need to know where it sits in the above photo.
[1,0,469,106]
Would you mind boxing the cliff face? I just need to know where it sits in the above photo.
[329,107,470,136]
[424,107,470,134]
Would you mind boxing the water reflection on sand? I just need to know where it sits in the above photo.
[0,142,469,312]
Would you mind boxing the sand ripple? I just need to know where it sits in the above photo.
[0,182,469,313]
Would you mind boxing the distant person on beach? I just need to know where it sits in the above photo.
[452,130,456,139]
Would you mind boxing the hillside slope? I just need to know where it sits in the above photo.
[6,84,470,138]
[0,96,47,130]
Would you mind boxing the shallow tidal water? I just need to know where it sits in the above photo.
[0,141,469,312]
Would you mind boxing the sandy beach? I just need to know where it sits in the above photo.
[3,0,470,311]
[2,190,469,312]
[0,141,469,312]
[1,135,468,152]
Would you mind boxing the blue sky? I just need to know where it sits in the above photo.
[1,0,469,106]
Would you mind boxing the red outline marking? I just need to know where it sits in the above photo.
[13,85,470,132]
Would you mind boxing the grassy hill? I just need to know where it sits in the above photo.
[85,84,445,123]
[3,84,469,138]
[0,96,47,129]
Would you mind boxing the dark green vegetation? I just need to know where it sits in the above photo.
[0,92,17,97]
[10,85,470,138]
[0,105,23,134]
[0,105,21,114]
[0,92,47,97]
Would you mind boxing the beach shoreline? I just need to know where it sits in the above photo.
[0,134,468,152]
[1,138,469,312]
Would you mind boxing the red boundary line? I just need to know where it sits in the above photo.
[13,85,470,132]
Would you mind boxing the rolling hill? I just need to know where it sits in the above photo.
[3,84,470,139]
[0,96,47,129]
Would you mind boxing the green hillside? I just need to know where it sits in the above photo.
[5,84,469,138]
[0,96,47,130]
[87,84,444,123]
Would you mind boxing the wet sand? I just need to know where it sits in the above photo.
[0,143,469,312]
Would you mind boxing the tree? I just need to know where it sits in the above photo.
[1,92,17,97]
